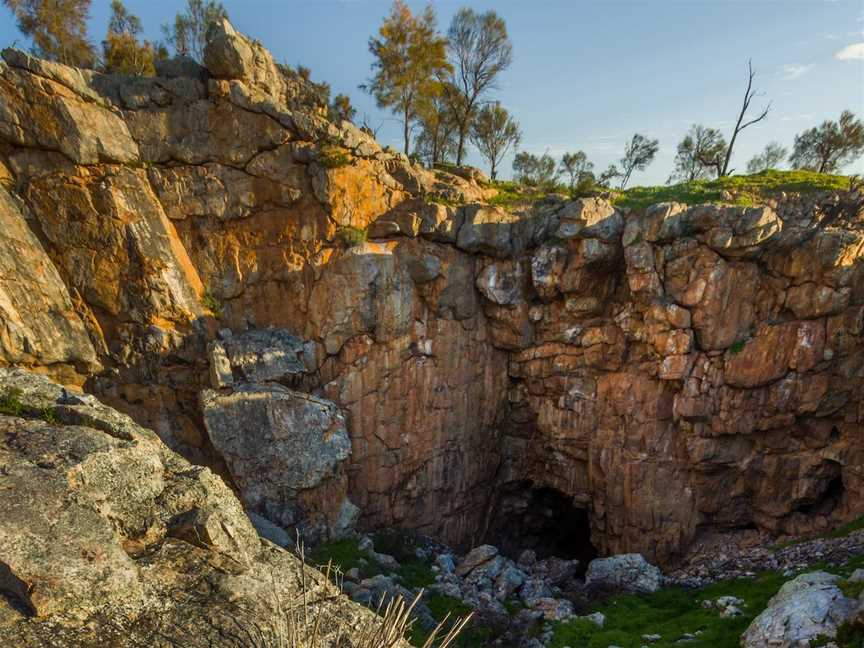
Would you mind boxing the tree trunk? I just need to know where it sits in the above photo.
[455,123,467,166]
[403,106,410,156]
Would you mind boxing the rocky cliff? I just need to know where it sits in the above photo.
[0,19,862,568]
[0,368,391,646]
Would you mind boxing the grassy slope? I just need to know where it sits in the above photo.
[550,553,864,648]
[614,169,851,210]
[486,170,852,211]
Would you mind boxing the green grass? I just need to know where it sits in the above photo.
[411,593,493,648]
[826,515,864,539]
[613,169,851,210]
[311,534,484,647]
[487,180,594,208]
[549,555,864,648]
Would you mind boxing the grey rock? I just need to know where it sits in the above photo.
[586,553,662,594]
[248,511,292,547]
[476,260,525,305]
[456,204,515,258]
[456,544,499,577]
[209,328,308,387]
[741,571,856,648]
[200,383,351,537]
[155,55,207,80]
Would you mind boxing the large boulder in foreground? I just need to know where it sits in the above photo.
[741,571,857,648]
[201,383,355,541]
[0,368,384,646]
[585,553,662,594]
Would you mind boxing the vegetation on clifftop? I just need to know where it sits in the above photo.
[613,169,852,210]
[485,170,853,211]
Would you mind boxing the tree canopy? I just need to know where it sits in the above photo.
[102,0,156,75]
[445,8,512,165]
[559,151,594,189]
[746,142,788,174]
[619,134,659,188]
[469,102,520,180]
[3,0,95,67]
[363,0,451,155]
[670,124,726,182]
[513,151,556,187]
[789,110,864,174]
[162,0,227,63]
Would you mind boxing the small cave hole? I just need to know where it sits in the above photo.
[486,481,598,575]
[795,472,845,516]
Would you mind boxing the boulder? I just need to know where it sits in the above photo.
[457,204,516,258]
[555,197,623,242]
[585,554,662,594]
[200,383,352,539]
[741,571,856,648]
[456,545,499,577]
[203,19,286,104]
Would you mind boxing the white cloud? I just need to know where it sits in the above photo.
[779,63,815,80]
[835,42,864,60]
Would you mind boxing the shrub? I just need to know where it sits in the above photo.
[336,226,368,247]
[318,145,353,169]
[200,290,222,317]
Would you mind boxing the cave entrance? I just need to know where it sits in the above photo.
[486,481,598,574]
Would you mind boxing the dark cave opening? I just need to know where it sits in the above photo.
[795,470,845,517]
[486,481,598,574]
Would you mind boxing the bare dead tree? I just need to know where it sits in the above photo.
[719,60,771,176]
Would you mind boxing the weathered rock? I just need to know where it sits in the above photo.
[0,186,99,381]
[585,554,662,594]
[0,369,389,646]
[457,545,500,577]
[200,383,352,540]
[741,571,856,648]
[457,204,517,258]
[207,327,310,388]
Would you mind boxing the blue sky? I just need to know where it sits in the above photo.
[2,0,863,184]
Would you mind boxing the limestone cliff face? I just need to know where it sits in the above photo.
[0,20,861,564]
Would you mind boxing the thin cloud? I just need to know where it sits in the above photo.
[779,63,815,80]
[835,42,864,60]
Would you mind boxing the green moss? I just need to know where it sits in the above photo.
[0,388,25,417]
[550,556,864,648]
[0,387,60,424]
[317,145,352,169]
[614,169,851,210]
[335,226,368,247]
[201,290,222,317]
[728,339,747,355]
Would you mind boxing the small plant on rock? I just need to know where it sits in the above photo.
[336,226,368,247]
[317,145,353,169]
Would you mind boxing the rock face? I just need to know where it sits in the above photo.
[0,368,390,646]
[741,571,857,647]
[0,19,862,567]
